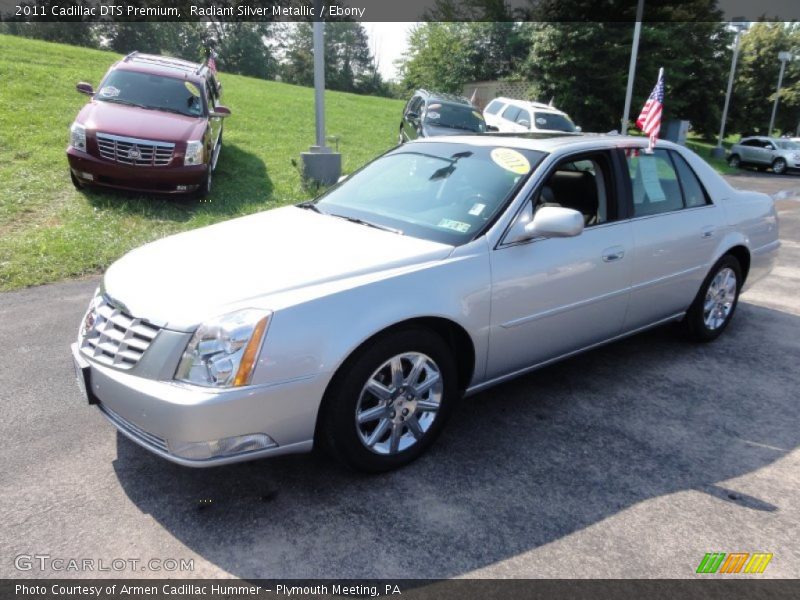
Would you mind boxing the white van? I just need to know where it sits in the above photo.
[483,97,579,134]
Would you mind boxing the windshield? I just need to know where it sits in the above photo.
[95,70,205,118]
[533,111,576,132]
[424,103,487,133]
[310,142,545,245]
[775,140,800,150]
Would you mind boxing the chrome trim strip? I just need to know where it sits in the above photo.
[96,132,175,148]
[629,264,706,292]
[500,286,630,329]
[467,312,686,396]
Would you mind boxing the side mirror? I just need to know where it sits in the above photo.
[486,125,499,132]
[406,111,419,120]
[518,119,531,128]
[507,206,584,243]
[211,105,231,118]
[337,174,348,183]
[575,125,582,132]
[76,82,94,96]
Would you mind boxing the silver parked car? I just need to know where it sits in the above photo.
[72,135,780,472]
[728,136,800,174]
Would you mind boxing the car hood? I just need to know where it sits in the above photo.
[78,100,205,142]
[103,206,454,331]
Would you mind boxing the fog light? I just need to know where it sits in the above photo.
[80,172,94,181]
[167,433,277,460]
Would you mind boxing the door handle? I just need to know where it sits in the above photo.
[602,247,625,262]
[701,226,715,239]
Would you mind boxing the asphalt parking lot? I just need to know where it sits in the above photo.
[1,172,799,580]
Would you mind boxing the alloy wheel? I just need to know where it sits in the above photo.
[703,267,737,330]
[355,352,443,455]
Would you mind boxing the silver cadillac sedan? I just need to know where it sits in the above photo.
[71,134,780,472]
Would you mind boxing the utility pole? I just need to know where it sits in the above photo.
[711,22,746,159]
[768,50,793,136]
[620,0,645,135]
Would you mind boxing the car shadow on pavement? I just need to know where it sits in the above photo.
[112,301,798,579]
[79,143,272,223]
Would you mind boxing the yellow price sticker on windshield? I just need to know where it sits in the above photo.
[490,148,530,175]
[184,81,201,97]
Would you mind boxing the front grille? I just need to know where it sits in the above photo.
[96,132,174,167]
[98,402,169,453]
[80,295,161,370]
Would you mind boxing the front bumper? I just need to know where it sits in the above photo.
[71,342,326,467]
[67,146,207,194]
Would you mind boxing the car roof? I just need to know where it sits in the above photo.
[113,52,209,85]
[415,89,472,106]
[405,132,680,154]
[491,97,567,115]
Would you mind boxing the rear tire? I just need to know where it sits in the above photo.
[772,157,787,175]
[728,154,741,169]
[318,328,457,472]
[683,255,742,342]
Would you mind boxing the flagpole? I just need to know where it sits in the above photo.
[621,0,645,135]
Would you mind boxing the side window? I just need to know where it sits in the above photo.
[502,105,521,122]
[671,152,711,208]
[515,109,531,127]
[741,139,758,147]
[625,148,684,216]
[533,153,615,226]
[485,99,504,115]
[406,96,422,116]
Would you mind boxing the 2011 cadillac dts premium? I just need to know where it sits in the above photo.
[71,134,780,472]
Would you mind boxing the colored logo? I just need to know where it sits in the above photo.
[696,552,773,574]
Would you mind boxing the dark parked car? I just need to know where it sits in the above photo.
[67,52,231,198]
[399,90,487,143]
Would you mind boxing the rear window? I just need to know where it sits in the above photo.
[96,69,205,117]
[533,112,576,132]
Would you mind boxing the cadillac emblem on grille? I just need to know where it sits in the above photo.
[82,309,96,337]
[127,145,141,160]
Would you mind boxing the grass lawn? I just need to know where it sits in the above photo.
[685,134,740,175]
[0,34,404,290]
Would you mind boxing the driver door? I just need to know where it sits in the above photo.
[487,151,633,379]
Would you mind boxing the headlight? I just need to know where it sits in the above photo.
[175,309,271,388]
[70,122,86,152]
[184,140,205,166]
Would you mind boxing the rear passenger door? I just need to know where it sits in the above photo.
[622,147,723,330]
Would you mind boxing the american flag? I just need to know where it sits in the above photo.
[636,68,664,148]
[207,50,218,74]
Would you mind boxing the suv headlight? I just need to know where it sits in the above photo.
[70,122,86,152]
[184,140,205,166]
[175,309,271,388]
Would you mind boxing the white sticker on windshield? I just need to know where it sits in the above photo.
[468,203,486,216]
[99,86,120,98]
[438,218,471,233]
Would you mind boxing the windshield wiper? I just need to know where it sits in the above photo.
[98,98,149,110]
[329,213,403,235]
[296,201,322,213]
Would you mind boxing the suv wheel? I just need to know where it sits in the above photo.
[772,157,787,175]
[728,154,741,168]
[318,328,457,472]
[683,255,742,342]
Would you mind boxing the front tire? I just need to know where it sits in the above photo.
[728,154,741,169]
[772,157,787,175]
[318,328,457,472]
[683,255,742,342]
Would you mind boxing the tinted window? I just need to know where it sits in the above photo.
[625,148,684,216]
[485,99,504,115]
[533,112,577,132]
[740,139,759,147]
[424,102,486,133]
[502,105,521,122]
[96,69,205,117]
[312,142,545,245]
[671,152,710,208]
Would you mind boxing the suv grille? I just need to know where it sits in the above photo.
[80,295,161,369]
[96,132,174,167]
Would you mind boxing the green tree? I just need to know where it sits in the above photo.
[729,22,800,136]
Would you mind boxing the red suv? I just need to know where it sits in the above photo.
[67,52,230,198]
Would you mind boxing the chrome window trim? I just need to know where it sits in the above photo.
[96,132,176,148]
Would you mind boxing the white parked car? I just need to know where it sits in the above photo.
[72,135,779,472]
[484,97,579,134]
